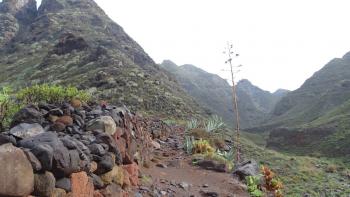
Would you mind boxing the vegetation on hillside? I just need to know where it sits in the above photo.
[0,84,91,131]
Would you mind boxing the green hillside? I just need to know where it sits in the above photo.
[161,60,286,128]
[0,0,206,118]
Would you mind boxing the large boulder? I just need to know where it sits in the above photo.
[0,143,34,196]
[9,123,45,139]
[232,160,259,181]
[87,116,117,136]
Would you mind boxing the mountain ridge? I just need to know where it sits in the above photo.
[0,0,207,118]
[265,51,350,157]
[161,60,286,128]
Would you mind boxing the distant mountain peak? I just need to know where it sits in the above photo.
[237,79,251,84]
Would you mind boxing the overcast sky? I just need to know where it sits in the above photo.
[35,0,350,92]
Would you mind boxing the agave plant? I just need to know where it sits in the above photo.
[217,148,235,162]
[186,118,199,130]
[205,115,225,132]
[184,136,195,154]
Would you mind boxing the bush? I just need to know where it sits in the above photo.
[192,139,215,154]
[16,84,91,104]
[246,176,263,197]
[325,164,337,173]
[261,165,283,197]
[188,128,210,139]
[245,166,284,197]
[0,84,90,131]
[0,87,22,131]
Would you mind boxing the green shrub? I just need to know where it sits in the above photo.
[0,84,90,131]
[192,139,215,154]
[16,84,91,104]
[246,176,263,197]
[0,87,22,131]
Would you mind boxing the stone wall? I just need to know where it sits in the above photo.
[0,100,172,196]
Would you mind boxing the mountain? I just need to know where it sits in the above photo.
[161,60,284,128]
[270,52,350,126]
[265,52,350,157]
[0,0,206,118]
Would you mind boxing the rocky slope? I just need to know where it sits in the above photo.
[161,60,285,128]
[0,0,205,118]
[265,52,350,157]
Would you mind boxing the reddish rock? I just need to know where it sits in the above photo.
[56,116,73,126]
[122,163,139,186]
[70,171,94,197]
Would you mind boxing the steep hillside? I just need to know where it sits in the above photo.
[266,52,350,157]
[0,0,206,118]
[268,97,350,157]
[161,60,284,128]
[271,52,350,126]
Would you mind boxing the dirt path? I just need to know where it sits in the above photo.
[135,132,249,197]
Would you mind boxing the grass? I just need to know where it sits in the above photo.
[239,135,350,196]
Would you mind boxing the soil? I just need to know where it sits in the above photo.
[135,131,249,197]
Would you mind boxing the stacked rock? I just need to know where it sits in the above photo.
[0,100,172,196]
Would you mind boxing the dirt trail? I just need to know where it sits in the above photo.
[135,132,249,197]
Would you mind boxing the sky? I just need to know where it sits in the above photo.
[33,0,350,92]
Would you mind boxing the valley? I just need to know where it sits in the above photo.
[0,0,349,196]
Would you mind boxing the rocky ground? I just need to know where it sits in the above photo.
[135,132,249,197]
